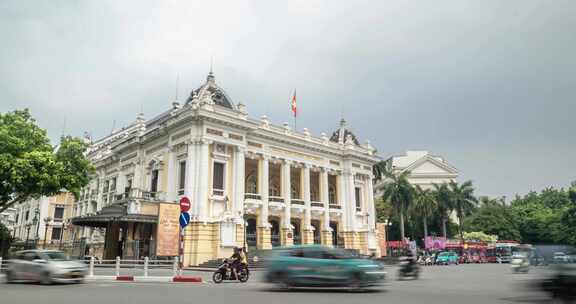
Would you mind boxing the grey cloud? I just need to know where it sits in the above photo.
[1,0,574,199]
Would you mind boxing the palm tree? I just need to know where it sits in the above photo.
[372,160,389,182]
[449,180,478,241]
[381,170,414,240]
[411,186,437,239]
[432,183,452,238]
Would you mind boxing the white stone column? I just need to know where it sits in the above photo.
[321,169,331,230]
[196,141,210,221]
[260,156,269,227]
[303,164,311,230]
[345,170,357,232]
[133,158,144,191]
[185,142,198,217]
[234,147,245,219]
[165,147,176,202]
[338,171,349,231]
[367,175,376,230]
[282,160,292,229]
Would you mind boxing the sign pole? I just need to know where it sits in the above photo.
[178,196,191,275]
[179,226,183,275]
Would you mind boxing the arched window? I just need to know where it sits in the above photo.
[245,172,257,194]
[329,185,337,205]
[269,182,280,197]
[291,185,298,198]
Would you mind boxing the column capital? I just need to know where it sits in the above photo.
[235,145,246,153]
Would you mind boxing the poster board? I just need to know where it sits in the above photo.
[156,203,180,256]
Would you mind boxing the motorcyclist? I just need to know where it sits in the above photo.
[228,247,241,281]
[401,251,417,274]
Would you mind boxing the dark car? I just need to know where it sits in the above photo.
[265,245,386,291]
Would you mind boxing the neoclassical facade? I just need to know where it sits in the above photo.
[72,72,380,265]
[382,150,458,190]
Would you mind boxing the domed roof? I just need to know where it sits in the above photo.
[185,72,236,110]
[329,118,360,145]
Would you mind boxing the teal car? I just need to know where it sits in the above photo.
[435,251,459,265]
[264,245,386,290]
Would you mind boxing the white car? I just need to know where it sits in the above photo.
[5,250,87,284]
[553,252,570,264]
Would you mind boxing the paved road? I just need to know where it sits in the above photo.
[0,264,558,304]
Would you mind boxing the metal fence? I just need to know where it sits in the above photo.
[89,256,181,277]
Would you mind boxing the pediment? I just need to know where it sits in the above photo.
[404,156,458,175]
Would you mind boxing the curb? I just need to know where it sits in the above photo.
[86,275,203,283]
[116,275,134,281]
[173,276,203,283]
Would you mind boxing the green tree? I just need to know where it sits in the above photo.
[463,231,498,244]
[372,160,389,183]
[375,197,393,223]
[464,197,521,241]
[381,170,414,240]
[0,109,94,213]
[449,181,478,242]
[0,222,13,258]
[411,186,437,239]
[510,188,571,244]
[433,183,453,238]
[561,184,576,245]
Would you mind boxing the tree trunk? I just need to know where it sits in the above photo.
[399,208,405,241]
[459,215,465,242]
[441,217,447,238]
[423,217,428,239]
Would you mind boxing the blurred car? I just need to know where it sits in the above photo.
[540,263,576,301]
[264,245,386,290]
[553,252,570,264]
[5,250,87,284]
[435,252,459,265]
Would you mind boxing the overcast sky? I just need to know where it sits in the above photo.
[1,0,574,199]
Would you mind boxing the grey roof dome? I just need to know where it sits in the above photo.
[329,118,360,145]
[186,72,236,110]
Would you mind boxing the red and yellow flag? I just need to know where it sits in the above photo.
[291,89,297,117]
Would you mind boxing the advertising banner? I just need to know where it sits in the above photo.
[156,203,180,257]
[424,236,447,250]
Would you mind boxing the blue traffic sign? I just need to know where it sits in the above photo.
[179,212,190,228]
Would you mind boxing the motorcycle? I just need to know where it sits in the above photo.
[212,259,250,283]
[398,258,420,280]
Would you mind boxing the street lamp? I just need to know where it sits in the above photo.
[33,208,40,247]
[25,223,32,245]
[384,219,393,257]
[43,217,52,249]
[59,219,70,250]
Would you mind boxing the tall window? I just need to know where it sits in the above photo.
[25,210,29,221]
[212,162,225,196]
[150,169,159,194]
[51,227,62,241]
[328,186,337,205]
[15,213,19,224]
[125,177,132,195]
[53,206,64,221]
[245,173,257,194]
[104,180,110,193]
[110,177,116,192]
[355,187,362,212]
[178,161,186,195]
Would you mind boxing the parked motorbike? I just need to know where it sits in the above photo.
[212,259,250,283]
[398,258,420,280]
